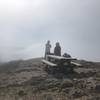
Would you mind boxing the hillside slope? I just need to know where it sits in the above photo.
[0,58,100,100]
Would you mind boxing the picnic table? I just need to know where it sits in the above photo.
[43,54,82,66]
[42,55,82,74]
[47,55,76,65]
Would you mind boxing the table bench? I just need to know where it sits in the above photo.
[42,59,57,67]
[71,61,82,67]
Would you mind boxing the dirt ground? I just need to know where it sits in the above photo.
[0,58,100,100]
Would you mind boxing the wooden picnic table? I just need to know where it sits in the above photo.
[42,55,77,66]
[42,55,82,74]
[47,55,76,60]
[42,54,82,66]
[47,55,76,65]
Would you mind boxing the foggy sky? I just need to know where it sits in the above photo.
[0,0,100,62]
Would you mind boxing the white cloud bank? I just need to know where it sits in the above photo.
[0,0,100,62]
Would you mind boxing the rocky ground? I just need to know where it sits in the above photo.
[0,58,100,100]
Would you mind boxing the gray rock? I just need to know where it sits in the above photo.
[60,79,73,89]
[95,84,100,93]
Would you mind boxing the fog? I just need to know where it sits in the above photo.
[0,0,100,62]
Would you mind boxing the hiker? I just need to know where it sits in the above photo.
[54,42,61,56]
[45,40,51,59]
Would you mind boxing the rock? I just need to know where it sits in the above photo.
[62,88,71,93]
[17,90,27,97]
[72,89,85,98]
[37,78,61,90]
[60,79,73,89]
[95,84,100,93]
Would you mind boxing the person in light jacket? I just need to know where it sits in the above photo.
[45,40,51,59]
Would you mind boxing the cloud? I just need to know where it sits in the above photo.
[0,0,100,62]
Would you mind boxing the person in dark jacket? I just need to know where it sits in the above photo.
[54,42,61,56]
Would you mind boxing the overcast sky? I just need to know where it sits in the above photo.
[0,0,100,62]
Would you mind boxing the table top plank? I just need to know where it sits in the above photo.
[47,55,76,60]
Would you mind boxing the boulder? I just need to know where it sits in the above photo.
[60,79,73,89]
[95,84,100,93]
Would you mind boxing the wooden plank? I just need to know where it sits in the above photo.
[42,59,57,66]
[71,62,82,67]
[47,55,76,60]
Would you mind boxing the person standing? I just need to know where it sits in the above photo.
[54,42,61,56]
[45,40,51,59]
